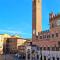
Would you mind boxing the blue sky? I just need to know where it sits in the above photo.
[0,0,60,38]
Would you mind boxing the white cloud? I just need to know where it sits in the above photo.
[0,29,32,36]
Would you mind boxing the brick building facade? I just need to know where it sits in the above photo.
[31,0,60,60]
[32,0,60,51]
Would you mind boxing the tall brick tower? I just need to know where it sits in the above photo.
[32,0,42,41]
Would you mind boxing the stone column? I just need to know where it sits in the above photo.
[50,47,53,60]
[55,56,57,60]
[55,51,57,60]
[50,55,53,60]
[39,51,41,60]
[42,51,44,60]
[38,50,41,60]
[46,56,48,60]
[40,50,42,60]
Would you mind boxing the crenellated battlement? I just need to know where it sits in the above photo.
[49,12,60,21]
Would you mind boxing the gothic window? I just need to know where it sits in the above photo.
[43,35,46,38]
[40,36,42,39]
[43,47,46,50]
[36,36,38,38]
[52,34,54,38]
[56,47,59,51]
[52,47,55,51]
[40,47,42,50]
[47,35,49,38]
[56,33,58,37]
[47,47,50,50]
[47,35,50,38]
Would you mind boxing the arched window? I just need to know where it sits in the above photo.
[56,33,58,37]
[40,36,42,39]
[52,34,54,38]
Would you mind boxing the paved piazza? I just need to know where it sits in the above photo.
[0,54,14,60]
[0,54,25,60]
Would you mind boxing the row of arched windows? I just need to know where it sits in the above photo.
[39,33,58,39]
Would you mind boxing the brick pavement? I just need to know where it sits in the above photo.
[0,54,15,60]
